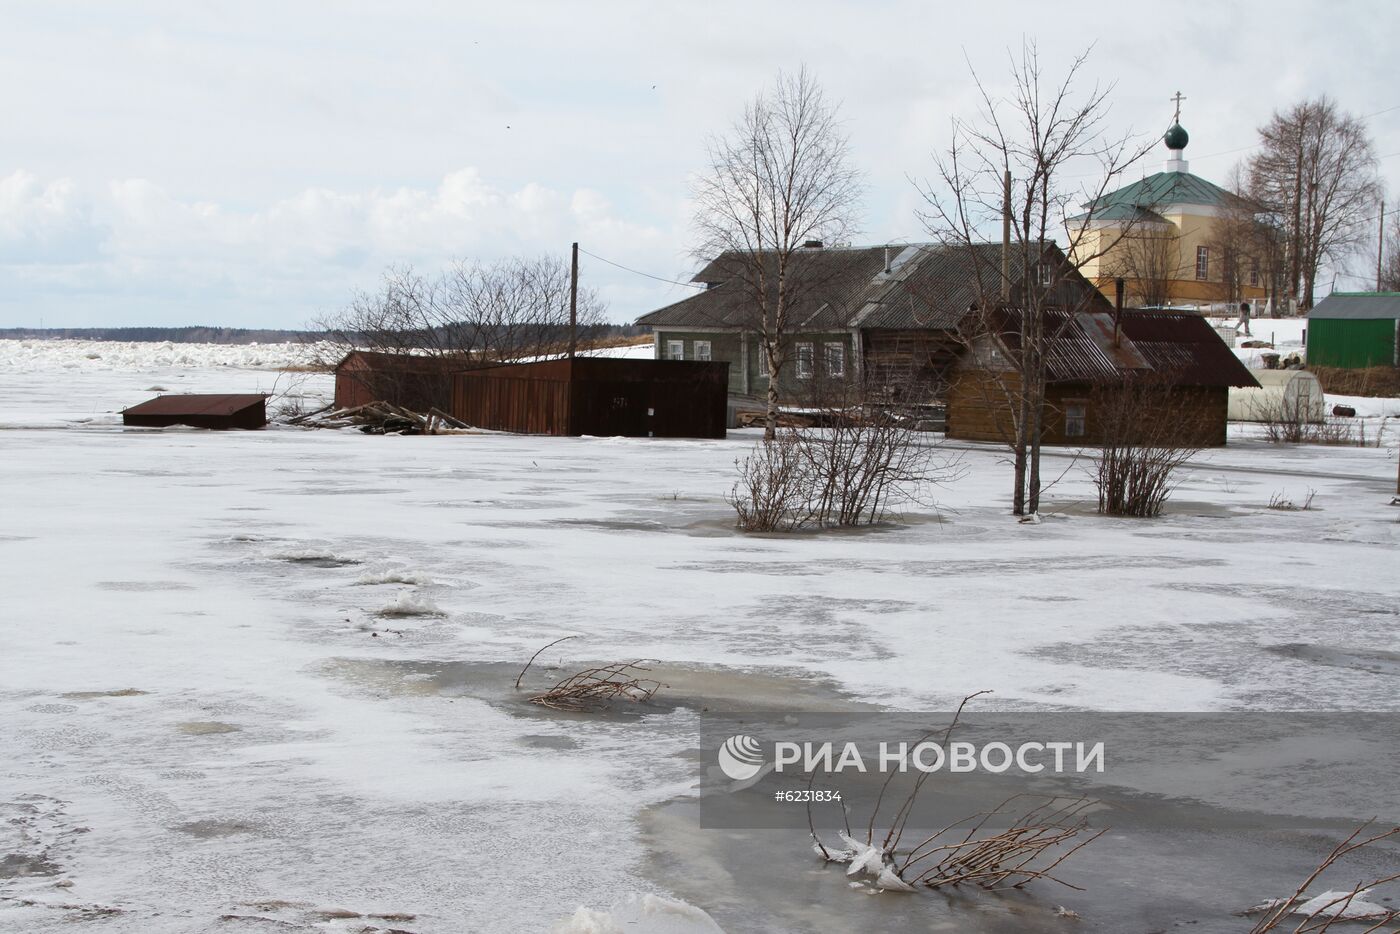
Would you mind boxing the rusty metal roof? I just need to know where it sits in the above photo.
[122,394,268,416]
[985,309,1258,387]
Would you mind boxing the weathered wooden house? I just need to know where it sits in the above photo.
[635,241,1104,405]
[451,357,729,438]
[333,351,471,412]
[946,308,1259,446]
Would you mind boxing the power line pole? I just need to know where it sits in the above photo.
[1378,200,1386,291]
[569,241,578,359]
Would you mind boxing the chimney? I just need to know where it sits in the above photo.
[803,239,823,249]
[883,245,891,273]
[1001,170,1011,303]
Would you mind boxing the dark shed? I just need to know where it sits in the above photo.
[122,394,268,430]
[334,351,471,412]
[452,358,729,438]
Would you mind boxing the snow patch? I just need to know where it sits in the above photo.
[552,894,724,934]
[375,590,444,618]
[356,566,434,586]
[1251,888,1395,922]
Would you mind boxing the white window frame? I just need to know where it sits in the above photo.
[1065,402,1087,438]
[1249,259,1260,288]
[666,340,685,361]
[824,342,845,378]
[694,340,712,362]
[795,342,814,379]
[1038,264,1053,287]
[1195,246,1210,281]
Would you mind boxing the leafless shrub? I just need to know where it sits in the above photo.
[811,692,1106,893]
[1247,820,1400,932]
[514,635,578,689]
[728,431,813,532]
[1092,378,1208,517]
[728,379,961,531]
[1268,488,1317,511]
[1253,395,1371,446]
[528,661,662,712]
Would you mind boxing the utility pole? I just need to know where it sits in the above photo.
[569,241,578,359]
[1001,169,1011,302]
[1378,200,1386,291]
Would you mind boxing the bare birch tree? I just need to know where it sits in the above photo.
[692,67,863,440]
[918,42,1153,515]
[1247,97,1381,310]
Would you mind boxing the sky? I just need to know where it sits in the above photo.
[2,1,1398,329]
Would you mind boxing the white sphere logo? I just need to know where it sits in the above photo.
[717,734,764,781]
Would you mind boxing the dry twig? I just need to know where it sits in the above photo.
[529,660,663,712]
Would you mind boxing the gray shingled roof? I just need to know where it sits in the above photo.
[637,242,1106,331]
[1308,292,1400,320]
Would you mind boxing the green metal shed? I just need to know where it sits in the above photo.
[1306,293,1400,369]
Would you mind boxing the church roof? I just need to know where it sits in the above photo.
[1085,170,1241,214]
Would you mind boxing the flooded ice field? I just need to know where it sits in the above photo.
[1,345,1399,932]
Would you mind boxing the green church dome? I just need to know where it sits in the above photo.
[1164,123,1189,150]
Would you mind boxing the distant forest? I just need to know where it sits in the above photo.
[0,324,649,345]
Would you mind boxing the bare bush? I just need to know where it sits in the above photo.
[529,661,662,712]
[729,431,812,532]
[1255,395,1371,446]
[1247,820,1400,932]
[728,377,960,531]
[1268,489,1317,511]
[811,693,1105,892]
[1092,378,1208,518]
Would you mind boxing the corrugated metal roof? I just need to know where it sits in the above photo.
[1308,293,1400,320]
[122,394,268,416]
[984,309,1258,388]
[637,242,1106,332]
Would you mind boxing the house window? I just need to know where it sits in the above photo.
[694,340,712,362]
[1038,264,1053,287]
[1249,259,1260,288]
[796,342,814,379]
[666,340,684,360]
[1195,246,1210,281]
[1065,403,1087,438]
[825,342,845,378]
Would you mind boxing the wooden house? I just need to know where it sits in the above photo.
[947,308,1259,447]
[635,241,1107,406]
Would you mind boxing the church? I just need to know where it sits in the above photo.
[1070,96,1274,312]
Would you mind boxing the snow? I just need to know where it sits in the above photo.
[552,894,725,933]
[1252,889,1394,922]
[1,341,1399,931]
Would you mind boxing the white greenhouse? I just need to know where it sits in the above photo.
[1227,369,1326,423]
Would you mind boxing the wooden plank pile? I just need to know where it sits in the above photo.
[287,401,477,435]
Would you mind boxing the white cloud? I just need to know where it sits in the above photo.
[0,167,685,327]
